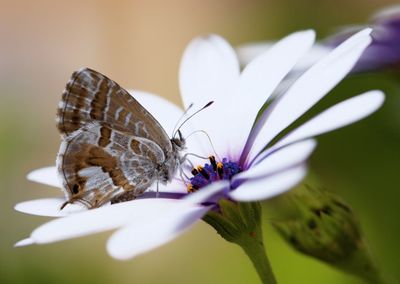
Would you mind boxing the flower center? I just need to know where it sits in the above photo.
[187,156,242,193]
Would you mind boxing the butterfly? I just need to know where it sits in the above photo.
[56,68,186,209]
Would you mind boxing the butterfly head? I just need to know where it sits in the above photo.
[171,129,186,151]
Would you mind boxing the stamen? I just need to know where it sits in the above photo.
[209,156,217,171]
[217,162,224,179]
[187,183,194,193]
[197,166,210,180]
[187,157,241,193]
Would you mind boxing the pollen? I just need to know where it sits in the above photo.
[217,162,224,178]
[197,166,210,180]
[209,156,217,171]
[186,156,241,193]
[187,183,194,193]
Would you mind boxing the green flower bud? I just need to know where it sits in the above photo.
[272,185,388,283]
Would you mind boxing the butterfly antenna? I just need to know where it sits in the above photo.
[184,129,220,160]
[171,103,194,137]
[173,101,214,138]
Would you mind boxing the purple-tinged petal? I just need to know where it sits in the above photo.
[235,139,316,181]
[247,28,372,163]
[107,202,209,260]
[325,6,400,73]
[229,166,307,202]
[235,30,315,160]
[137,191,186,200]
[372,5,400,24]
[184,180,230,204]
[256,90,384,162]
[27,167,62,188]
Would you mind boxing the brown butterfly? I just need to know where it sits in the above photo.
[56,68,186,209]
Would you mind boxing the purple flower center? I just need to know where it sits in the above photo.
[187,156,242,193]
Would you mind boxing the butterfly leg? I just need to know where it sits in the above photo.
[176,159,190,186]
[60,185,110,210]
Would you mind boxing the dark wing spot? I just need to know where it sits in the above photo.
[72,184,80,194]
[98,125,112,147]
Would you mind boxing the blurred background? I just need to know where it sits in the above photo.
[1,0,399,283]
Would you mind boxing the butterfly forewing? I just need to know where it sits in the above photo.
[56,68,180,208]
[57,68,172,151]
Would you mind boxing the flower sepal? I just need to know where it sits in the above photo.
[203,200,277,284]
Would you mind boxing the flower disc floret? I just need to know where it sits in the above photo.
[187,156,242,192]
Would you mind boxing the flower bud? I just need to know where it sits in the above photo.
[237,5,400,74]
[272,186,387,283]
[325,6,400,73]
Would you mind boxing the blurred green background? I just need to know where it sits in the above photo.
[1,0,399,283]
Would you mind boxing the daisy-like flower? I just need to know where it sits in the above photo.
[238,5,400,74]
[325,5,400,73]
[16,28,384,278]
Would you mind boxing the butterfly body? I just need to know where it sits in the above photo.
[56,68,184,208]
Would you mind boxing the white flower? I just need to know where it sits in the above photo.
[15,28,384,261]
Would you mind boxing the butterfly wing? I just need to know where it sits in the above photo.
[56,68,175,208]
[57,123,167,208]
[56,68,172,152]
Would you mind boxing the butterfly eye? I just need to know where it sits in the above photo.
[171,138,184,148]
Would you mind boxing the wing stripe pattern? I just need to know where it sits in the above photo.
[56,68,177,208]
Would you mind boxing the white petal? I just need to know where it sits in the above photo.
[27,199,185,244]
[130,90,184,136]
[238,30,315,104]
[107,202,209,260]
[235,139,316,181]
[232,30,315,153]
[271,90,385,151]
[27,167,62,188]
[178,35,240,156]
[183,180,230,204]
[292,43,332,72]
[229,166,307,201]
[15,238,35,247]
[248,28,372,162]
[236,41,273,67]
[237,41,331,71]
[179,34,240,110]
[14,198,85,217]
[148,179,186,194]
[372,5,400,22]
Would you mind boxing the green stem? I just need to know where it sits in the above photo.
[235,228,277,284]
[335,241,390,284]
[203,201,277,284]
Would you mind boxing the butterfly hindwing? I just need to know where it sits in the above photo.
[57,122,166,208]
